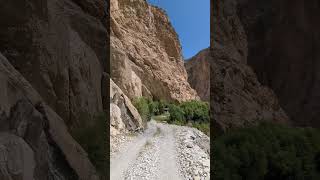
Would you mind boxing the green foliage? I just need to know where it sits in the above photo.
[213,123,320,180]
[168,104,185,124]
[133,97,210,135]
[192,121,210,136]
[180,100,209,122]
[167,100,210,135]
[158,100,169,114]
[148,100,160,115]
[133,97,151,123]
[71,113,107,179]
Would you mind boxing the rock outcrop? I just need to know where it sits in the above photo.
[185,49,211,102]
[110,0,199,102]
[110,79,144,136]
[235,0,320,127]
[0,53,99,179]
[210,0,289,132]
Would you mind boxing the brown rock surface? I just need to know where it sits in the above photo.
[0,0,107,128]
[235,0,320,127]
[110,78,144,134]
[0,53,99,180]
[210,0,289,132]
[185,49,211,102]
[110,0,199,102]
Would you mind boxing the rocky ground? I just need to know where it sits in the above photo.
[110,120,210,180]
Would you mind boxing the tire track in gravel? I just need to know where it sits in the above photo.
[110,121,158,180]
[157,123,183,180]
[111,120,203,180]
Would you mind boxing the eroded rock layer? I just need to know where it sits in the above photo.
[110,0,199,102]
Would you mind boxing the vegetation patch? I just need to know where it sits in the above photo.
[133,97,152,124]
[71,112,107,179]
[167,100,210,135]
[133,97,210,135]
[213,123,320,180]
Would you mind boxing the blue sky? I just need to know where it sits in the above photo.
[147,0,210,60]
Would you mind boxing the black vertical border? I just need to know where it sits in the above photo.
[104,0,110,179]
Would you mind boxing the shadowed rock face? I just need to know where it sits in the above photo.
[0,0,147,178]
[236,0,320,127]
[210,0,289,132]
[0,0,108,129]
[0,54,99,179]
[185,49,211,102]
[110,0,199,102]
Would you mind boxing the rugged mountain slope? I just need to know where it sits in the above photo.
[110,0,199,102]
[185,49,211,102]
[210,0,289,132]
[235,0,320,127]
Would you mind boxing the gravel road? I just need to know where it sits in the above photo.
[110,120,210,180]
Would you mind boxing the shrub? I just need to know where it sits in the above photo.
[213,123,320,180]
[133,97,151,123]
[192,121,210,136]
[71,113,107,179]
[149,100,160,115]
[180,100,209,122]
[168,104,185,123]
[158,100,169,114]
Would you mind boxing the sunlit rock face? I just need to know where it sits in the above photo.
[110,0,199,102]
[185,49,211,102]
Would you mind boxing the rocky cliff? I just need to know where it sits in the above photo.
[185,49,211,102]
[0,0,144,178]
[0,0,108,129]
[210,0,289,132]
[110,0,199,102]
[0,53,99,179]
[235,0,320,127]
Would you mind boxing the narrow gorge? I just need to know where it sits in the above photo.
[110,0,210,179]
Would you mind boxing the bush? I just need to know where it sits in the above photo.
[149,100,160,115]
[180,100,209,122]
[133,97,151,123]
[132,98,210,136]
[213,123,320,180]
[158,100,169,114]
[71,113,107,179]
[192,121,210,136]
[168,104,185,124]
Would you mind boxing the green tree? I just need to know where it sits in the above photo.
[213,123,320,180]
[133,97,151,123]
[180,100,209,122]
[168,104,185,124]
